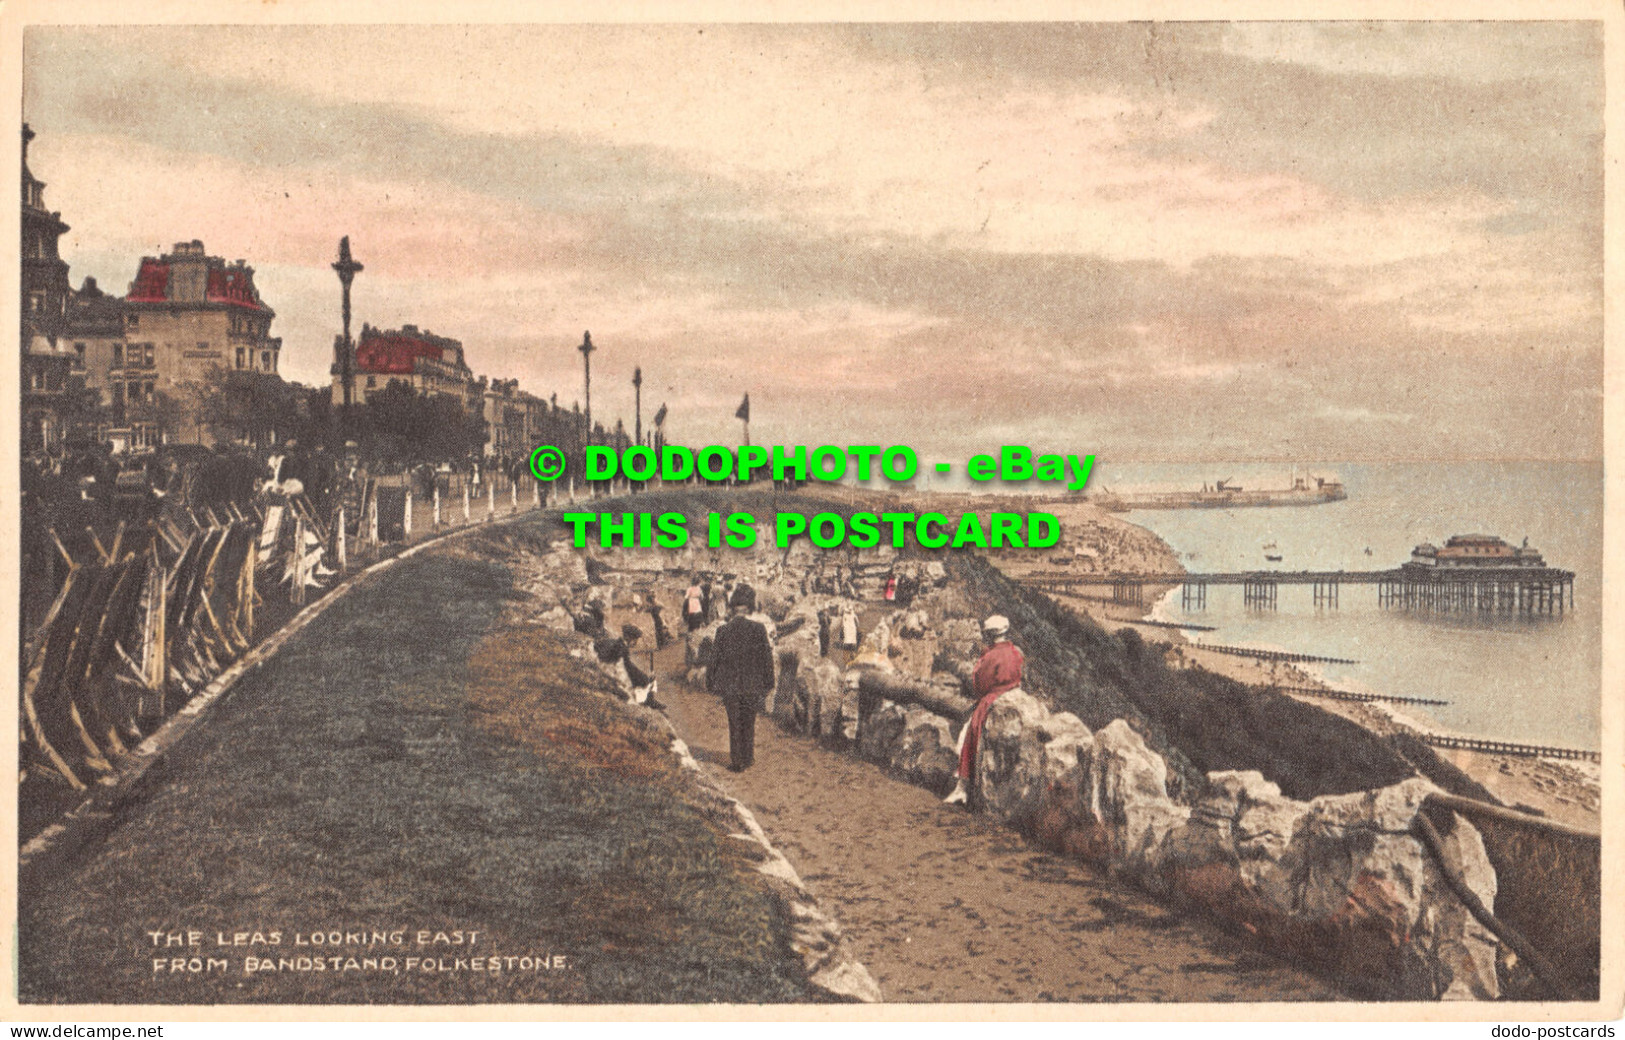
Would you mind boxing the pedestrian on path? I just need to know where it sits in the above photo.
[944,614,1024,806]
[839,605,860,650]
[707,584,775,772]
[647,592,671,649]
[684,579,706,631]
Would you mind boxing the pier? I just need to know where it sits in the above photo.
[1021,567,1574,615]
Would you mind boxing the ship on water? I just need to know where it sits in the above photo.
[1086,471,1346,512]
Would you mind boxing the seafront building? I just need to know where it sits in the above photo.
[21,124,586,456]
[20,124,76,452]
[336,323,482,413]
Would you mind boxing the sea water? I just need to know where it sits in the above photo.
[1091,461,1603,751]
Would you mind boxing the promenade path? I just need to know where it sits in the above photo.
[19,524,1336,1004]
[651,634,1337,1002]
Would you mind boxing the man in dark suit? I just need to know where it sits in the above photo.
[706,584,775,772]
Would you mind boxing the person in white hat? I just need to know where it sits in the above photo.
[944,614,1025,806]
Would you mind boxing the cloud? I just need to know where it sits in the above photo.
[20,22,1604,462]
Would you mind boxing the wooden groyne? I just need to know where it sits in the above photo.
[1419,733,1599,763]
[1195,642,1357,666]
[1272,684,1449,707]
[1128,618,1217,632]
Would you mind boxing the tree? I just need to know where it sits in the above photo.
[125,387,187,447]
[197,367,304,448]
[355,380,487,467]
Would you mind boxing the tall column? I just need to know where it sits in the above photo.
[632,366,643,447]
[332,237,364,441]
[579,331,596,446]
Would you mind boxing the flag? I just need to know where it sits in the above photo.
[653,403,668,427]
[735,394,750,422]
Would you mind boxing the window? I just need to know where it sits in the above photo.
[367,376,377,389]
[126,313,139,330]
[29,292,45,313]
[144,343,155,366]
[236,347,245,369]
[110,381,123,402]
[112,344,124,367]
[73,343,85,367]
[262,351,272,370]
[144,381,155,402]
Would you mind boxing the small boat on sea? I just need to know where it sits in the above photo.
[1264,553,1283,562]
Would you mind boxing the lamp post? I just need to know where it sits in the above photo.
[632,366,643,447]
[578,330,595,446]
[332,237,363,441]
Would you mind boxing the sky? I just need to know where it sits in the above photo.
[21,21,1605,462]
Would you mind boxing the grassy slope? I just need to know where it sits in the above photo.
[948,552,1494,804]
[20,537,810,1004]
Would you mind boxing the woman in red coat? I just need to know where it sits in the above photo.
[944,615,1024,806]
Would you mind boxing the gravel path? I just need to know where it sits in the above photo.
[656,641,1339,1003]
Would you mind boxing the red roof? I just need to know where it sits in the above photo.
[356,331,448,375]
[125,256,266,309]
[207,266,262,308]
[127,259,169,302]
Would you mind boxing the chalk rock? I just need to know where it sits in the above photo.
[1088,719,1190,882]
[858,700,908,764]
[861,617,892,656]
[1277,777,1500,999]
[538,547,590,587]
[897,610,930,639]
[809,960,884,1004]
[685,621,723,669]
[836,669,866,742]
[975,691,1051,824]
[757,582,799,623]
[859,545,898,564]
[783,540,818,574]
[935,618,983,667]
[889,707,960,792]
[798,660,845,741]
[1034,711,1095,814]
[584,585,616,614]
[1289,778,1434,922]
[596,546,666,572]
[771,625,821,725]
[1418,810,1500,1000]
[534,605,576,634]
[778,623,822,670]
[1166,770,1311,912]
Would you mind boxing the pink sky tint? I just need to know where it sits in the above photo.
[20,22,1605,460]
